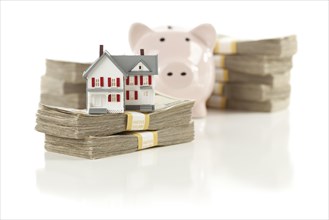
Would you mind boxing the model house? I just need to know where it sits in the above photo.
[83,46,158,114]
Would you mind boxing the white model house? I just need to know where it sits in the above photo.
[83,48,158,114]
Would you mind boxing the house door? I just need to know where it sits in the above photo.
[91,94,106,107]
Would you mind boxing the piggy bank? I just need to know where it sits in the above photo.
[129,23,216,118]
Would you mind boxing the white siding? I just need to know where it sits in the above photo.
[87,91,124,113]
[86,56,124,90]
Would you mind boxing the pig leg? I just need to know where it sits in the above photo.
[192,101,207,118]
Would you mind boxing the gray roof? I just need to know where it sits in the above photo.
[83,50,158,79]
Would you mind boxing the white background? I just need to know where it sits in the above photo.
[1,1,328,219]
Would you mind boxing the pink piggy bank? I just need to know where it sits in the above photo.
[129,23,216,118]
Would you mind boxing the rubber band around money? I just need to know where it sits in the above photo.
[125,111,150,130]
[134,131,159,150]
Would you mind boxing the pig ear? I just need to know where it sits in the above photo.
[190,24,216,49]
[129,23,153,49]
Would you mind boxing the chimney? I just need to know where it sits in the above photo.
[140,49,144,56]
[99,45,104,57]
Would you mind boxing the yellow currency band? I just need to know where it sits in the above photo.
[223,69,229,82]
[221,55,226,68]
[126,112,133,130]
[220,96,227,109]
[144,114,150,130]
[214,39,237,54]
[218,83,224,95]
[133,131,159,150]
[125,112,150,130]
[231,41,237,54]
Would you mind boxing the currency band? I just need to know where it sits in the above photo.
[214,38,237,54]
[215,68,229,82]
[214,55,226,68]
[213,82,224,95]
[125,111,150,130]
[134,131,159,150]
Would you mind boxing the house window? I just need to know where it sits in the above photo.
[139,66,142,70]
[111,78,116,87]
[95,78,100,87]
[128,76,138,85]
[129,76,134,85]
[108,94,121,102]
[143,91,149,96]
[140,76,152,86]
[126,90,138,100]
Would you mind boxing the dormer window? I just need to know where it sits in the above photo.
[139,66,142,70]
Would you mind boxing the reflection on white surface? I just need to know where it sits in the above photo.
[36,110,292,204]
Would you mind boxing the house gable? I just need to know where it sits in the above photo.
[83,51,127,79]
[130,60,151,72]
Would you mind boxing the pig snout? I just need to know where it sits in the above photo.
[160,62,193,89]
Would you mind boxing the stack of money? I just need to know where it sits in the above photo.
[207,35,297,112]
[40,59,91,109]
[36,93,195,159]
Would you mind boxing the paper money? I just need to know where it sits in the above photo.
[40,59,89,109]
[41,75,85,95]
[44,123,194,159]
[207,95,290,112]
[215,68,290,86]
[212,82,290,102]
[36,93,194,139]
[214,54,292,75]
[214,35,297,56]
[45,59,90,83]
[40,93,86,109]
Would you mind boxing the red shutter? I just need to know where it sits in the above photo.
[140,76,143,85]
[148,75,152,85]
[117,94,120,102]
[126,91,129,100]
[100,77,104,87]
[126,77,129,85]
[92,77,95,87]
[134,76,138,85]
[135,91,138,100]
[108,94,111,102]
[116,78,120,87]
[108,77,111,87]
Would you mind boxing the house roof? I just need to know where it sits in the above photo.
[83,50,158,79]
[112,55,158,76]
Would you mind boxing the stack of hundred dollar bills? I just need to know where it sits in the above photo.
[40,59,90,109]
[207,35,297,112]
[35,93,194,159]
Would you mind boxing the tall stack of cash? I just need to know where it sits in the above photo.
[36,93,195,159]
[207,35,297,112]
[40,59,91,109]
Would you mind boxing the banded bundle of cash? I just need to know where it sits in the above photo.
[207,35,297,112]
[36,93,195,159]
[40,59,91,109]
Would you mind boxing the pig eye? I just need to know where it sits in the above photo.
[160,38,165,42]
[181,72,187,76]
[185,38,190,42]
[167,72,173,76]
